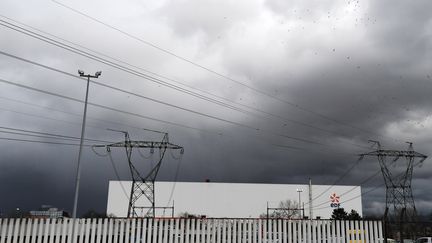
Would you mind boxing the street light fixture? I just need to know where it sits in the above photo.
[72,70,101,219]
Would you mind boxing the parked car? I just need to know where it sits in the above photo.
[416,237,432,243]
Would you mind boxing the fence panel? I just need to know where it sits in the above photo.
[0,218,384,243]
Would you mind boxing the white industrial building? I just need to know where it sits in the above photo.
[106,181,362,219]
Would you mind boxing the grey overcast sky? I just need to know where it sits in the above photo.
[0,0,431,217]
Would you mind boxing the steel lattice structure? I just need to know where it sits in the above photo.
[94,131,183,218]
[360,141,427,240]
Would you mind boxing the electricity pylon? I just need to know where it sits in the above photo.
[360,141,427,240]
[94,130,184,218]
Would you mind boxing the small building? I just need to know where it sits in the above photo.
[29,205,69,219]
[106,181,362,219]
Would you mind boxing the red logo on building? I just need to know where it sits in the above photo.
[330,193,341,208]
[330,193,340,203]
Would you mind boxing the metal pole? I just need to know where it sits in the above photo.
[72,70,101,218]
[297,189,303,207]
[309,178,313,219]
[296,188,303,219]
[266,201,269,219]
[302,202,305,219]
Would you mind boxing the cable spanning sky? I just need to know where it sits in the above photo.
[0,0,431,217]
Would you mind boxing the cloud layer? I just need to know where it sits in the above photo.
[0,0,431,217]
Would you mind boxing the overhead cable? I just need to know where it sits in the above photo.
[50,1,395,142]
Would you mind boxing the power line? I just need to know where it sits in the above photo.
[91,144,130,200]
[304,141,420,209]
[311,159,425,211]
[0,20,375,152]
[0,65,327,146]
[0,76,373,159]
[0,123,366,211]
[0,136,89,146]
[304,157,363,207]
[107,152,130,200]
[0,125,112,143]
[0,19,262,120]
[0,15,271,123]
[0,16,389,147]
[0,94,366,160]
[165,150,184,212]
[0,18,317,137]
[0,96,146,133]
[0,96,214,136]
[0,106,89,128]
[0,93,366,160]
[50,0,396,142]
[1,89,315,156]
[0,77,216,134]
[0,77,327,153]
[0,14,370,142]
[311,185,382,211]
[307,170,382,210]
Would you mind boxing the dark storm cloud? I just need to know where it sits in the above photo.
[0,0,431,217]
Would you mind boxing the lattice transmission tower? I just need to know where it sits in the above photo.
[94,130,184,218]
[359,141,427,239]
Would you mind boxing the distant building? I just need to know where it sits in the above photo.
[106,181,362,219]
[29,205,69,219]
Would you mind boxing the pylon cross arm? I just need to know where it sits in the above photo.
[95,141,183,150]
[360,150,427,158]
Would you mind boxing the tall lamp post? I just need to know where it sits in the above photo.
[72,70,101,218]
[296,188,303,218]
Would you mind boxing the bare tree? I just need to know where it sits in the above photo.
[264,199,301,219]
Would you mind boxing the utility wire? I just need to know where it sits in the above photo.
[1,91,312,156]
[1,92,367,158]
[50,0,396,142]
[1,93,367,160]
[0,127,129,201]
[0,43,315,145]
[0,68,327,146]
[311,185,382,211]
[0,77,373,160]
[0,14,368,143]
[0,19,262,120]
[0,125,112,143]
[0,130,84,143]
[310,159,426,211]
[303,140,414,208]
[0,77,214,134]
[0,77,323,152]
[0,17,385,148]
[0,15,266,119]
[105,150,130,200]
[0,95,214,135]
[0,18,323,139]
[303,156,363,207]
[0,106,91,128]
[0,95,157,134]
[0,20,375,152]
[305,169,382,210]
[164,150,184,216]
[0,136,90,146]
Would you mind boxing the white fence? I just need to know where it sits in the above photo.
[0,218,383,243]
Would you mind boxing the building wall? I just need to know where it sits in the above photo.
[106,181,362,219]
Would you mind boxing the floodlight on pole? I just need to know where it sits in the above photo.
[72,69,101,219]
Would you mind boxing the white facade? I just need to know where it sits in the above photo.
[106,181,362,219]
